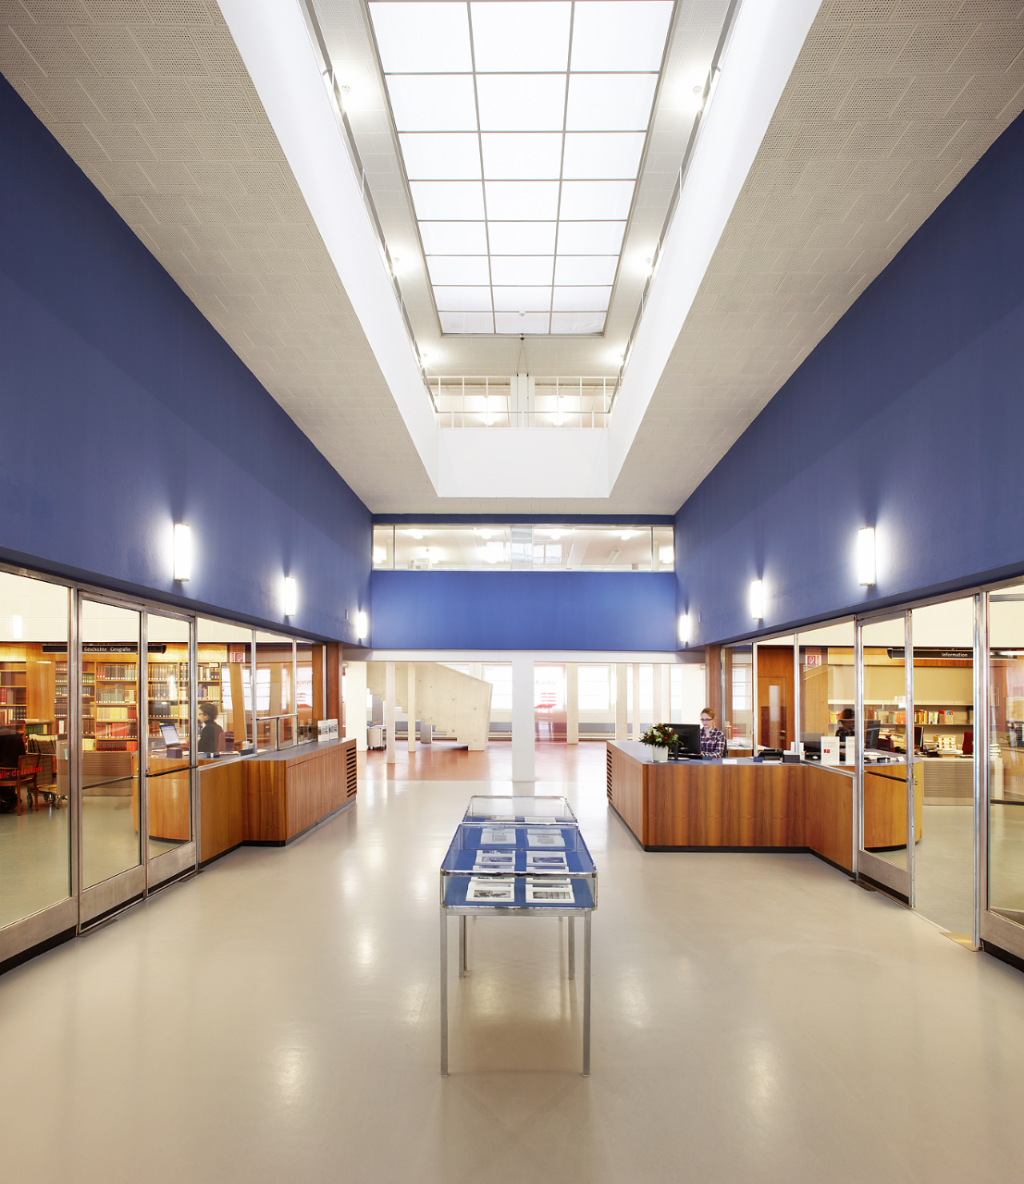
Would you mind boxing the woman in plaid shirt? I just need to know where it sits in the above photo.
[699,708,726,759]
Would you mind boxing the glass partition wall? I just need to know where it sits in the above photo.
[373,523,673,571]
[0,565,324,968]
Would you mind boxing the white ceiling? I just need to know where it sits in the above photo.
[2,0,1023,514]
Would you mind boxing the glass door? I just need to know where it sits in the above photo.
[79,597,144,924]
[145,611,195,889]
[857,612,918,904]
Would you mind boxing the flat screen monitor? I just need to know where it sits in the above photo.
[667,723,702,758]
[160,723,181,748]
[914,725,925,750]
[864,721,881,749]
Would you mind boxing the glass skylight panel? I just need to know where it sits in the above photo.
[566,75,659,131]
[387,75,478,131]
[490,256,554,285]
[485,181,560,221]
[409,181,485,221]
[552,286,611,312]
[470,1,572,72]
[369,2,473,73]
[440,311,495,334]
[495,311,550,333]
[481,134,562,180]
[420,222,488,255]
[434,286,493,312]
[569,1,674,72]
[367,0,674,335]
[492,286,552,312]
[476,75,567,131]
[400,134,481,180]
[562,133,646,180]
[427,256,491,285]
[556,221,626,254]
[558,180,635,220]
[554,255,618,285]
[550,311,604,334]
[487,222,557,253]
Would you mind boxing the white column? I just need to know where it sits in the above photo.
[343,660,367,752]
[632,662,641,741]
[407,662,416,752]
[653,662,663,724]
[660,664,672,722]
[615,663,627,741]
[385,660,396,765]
[566,662,579,745]
[511,653,535,786]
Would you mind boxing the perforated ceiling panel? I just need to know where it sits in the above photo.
[2,0,1023,513]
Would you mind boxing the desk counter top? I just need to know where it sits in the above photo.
[606,742,921,872]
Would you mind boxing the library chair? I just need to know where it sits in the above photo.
[0,755,44,815]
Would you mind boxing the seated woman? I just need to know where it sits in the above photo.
[699,708,726,759]
[197,701,224,755]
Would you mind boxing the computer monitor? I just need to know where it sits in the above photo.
[864,721,881,749]
[666,723,702,758]
[914,725,925,750]
[159,722,181,748]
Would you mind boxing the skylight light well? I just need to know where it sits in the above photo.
[368,0,675,335]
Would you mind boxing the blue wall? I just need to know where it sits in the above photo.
[0,74,371,641]
[371,571,677,651]
[675,109,1024,646]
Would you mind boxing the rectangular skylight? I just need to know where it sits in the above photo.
[368,0,674,335]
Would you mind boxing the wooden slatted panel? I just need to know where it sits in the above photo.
[345,740,358,799]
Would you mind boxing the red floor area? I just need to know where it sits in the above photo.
[359,739,609,782]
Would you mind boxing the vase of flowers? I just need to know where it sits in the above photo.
[640,722,675,762]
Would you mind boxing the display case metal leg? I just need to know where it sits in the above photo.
[582,911,592,1076]
[568,915,575,980]
[459,914,467,977]
[440,907,448,1076]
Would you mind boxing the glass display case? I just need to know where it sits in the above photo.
[439,796,596,1076]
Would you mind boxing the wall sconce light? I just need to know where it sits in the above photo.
[173,523,192,582]
[857,526,876,586]
[283,576,298,616]
[678,613,690,645]
[749,579,764,621]
[355,611,369,640]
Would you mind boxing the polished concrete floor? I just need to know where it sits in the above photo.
[5,755,1024,1181]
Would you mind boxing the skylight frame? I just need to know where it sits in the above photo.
[367,0,677,336]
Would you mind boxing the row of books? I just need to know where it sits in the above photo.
[150,663,187,679]
[95,722,137,738]
[96,706,137,721]
[97,664,136,680]
[97,689,137,703]
[0,706,26,722]
[0,688,26,703]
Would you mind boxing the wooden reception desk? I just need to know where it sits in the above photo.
[197,737,358,864]
[606,742,922,873]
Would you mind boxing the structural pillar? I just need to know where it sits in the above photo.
[566,662,579,745]
[632,662,641,741]
[652,662,663,725]
[615,663,627,741]
[660,664,672,723]
[407,662,417,752]
[385,660,396,765]
[511,653,535,786]
[343,660,367,752]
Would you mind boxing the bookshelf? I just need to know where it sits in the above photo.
[93,660,137,751]
[148,651,190,747]
[0,660,27,725]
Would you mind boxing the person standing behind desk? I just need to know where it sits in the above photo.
[700,708,726,759]
[197,701,223,755]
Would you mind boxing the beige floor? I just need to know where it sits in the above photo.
[4,772,1024,1183]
